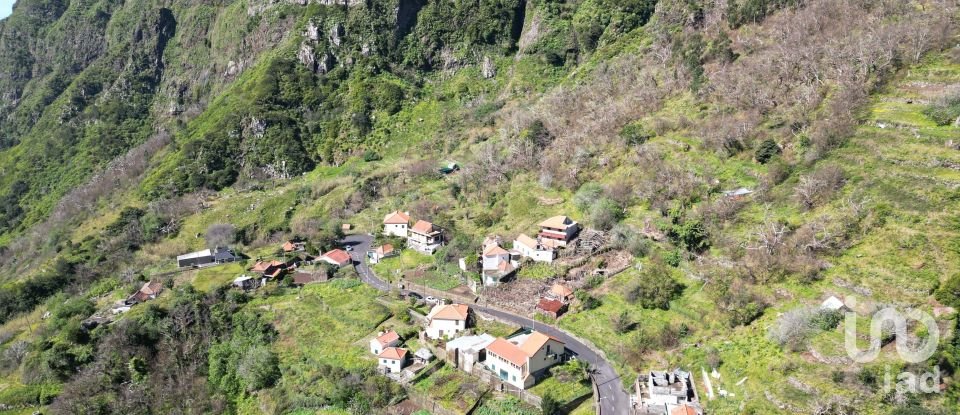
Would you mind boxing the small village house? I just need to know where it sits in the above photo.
[414,348,434,364]
[368,244,398,264]
[251,260,287,279]
[282,240,306,253]
[484,330,566,390]
[319,249,352,267]
[535,298,568,319]
[176,246,237,268]
[383,211,411,238]
[513,234,557,263]
[125,281,163,305]
[378,347,409,374]
[370,330,401,355]
[537,216,580,248]
[480,237,519,286]
[425,303,471,339]
[549,283,575,303]
[408,220,443,255]
[635,369,702,415]
[446,333,495,374]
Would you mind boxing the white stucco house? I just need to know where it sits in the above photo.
[378,347,409,374]
[484,331,566,389]
[369,330,401,355]
[425,303,471,339]
[383,211,411,237]
[481,240,519,286]
[408,220,443,254]
[513,234,557,263]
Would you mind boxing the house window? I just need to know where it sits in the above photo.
[512,375,516,382]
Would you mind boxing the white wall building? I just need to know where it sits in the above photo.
[383,211,411,237]
[408,220,443,254]
[425,303,470,339]
[378,347,409,373]
[537,215,580,248]
[513,234,557,263]
[484,331,566,389]
[369,330,400,355]
[446,333,495,374]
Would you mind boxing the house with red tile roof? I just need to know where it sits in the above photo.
[535,298,568,319]
[368,244,397,264]
[282,240,305,253]
[550,284,574,302]
[319,249,352,267]
[408,220,443,254]
[383,210,411,237]
[126,281,164,305]
[481,237,520,286]
[369,330,401,355]
[251,260,287,279]
[425,303,471,339]
[378,347,409,374]
[484,330,566,389]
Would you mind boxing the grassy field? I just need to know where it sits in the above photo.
[241,278,392,412]
[411,363,487,413]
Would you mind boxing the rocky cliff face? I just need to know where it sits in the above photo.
[0,0,529,243]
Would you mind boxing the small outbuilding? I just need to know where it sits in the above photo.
[536,298,568,319]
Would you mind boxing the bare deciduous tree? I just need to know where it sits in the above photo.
[205,223,236,248]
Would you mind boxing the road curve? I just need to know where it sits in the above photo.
[342,234,631,415]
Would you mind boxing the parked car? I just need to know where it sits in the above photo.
[407,292,423,300]
[425,296,438,304]
[344,245,353,252]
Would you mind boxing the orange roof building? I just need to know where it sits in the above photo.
[425,304,471,339]
[536,298,568,318]
[409,220,443,254]
[383,210,411,224]
[320,249,352,267]
[484,330,566,389]
[383,211,412,238]
[377,347,409,373]
[550,284,574,302]
[379,347,408,360]
[282,240,305,252]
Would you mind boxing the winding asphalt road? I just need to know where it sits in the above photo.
[343,234,631,415]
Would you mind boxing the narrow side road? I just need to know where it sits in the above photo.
[342,234,631,415]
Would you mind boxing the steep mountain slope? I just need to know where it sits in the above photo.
[0,0,958,414]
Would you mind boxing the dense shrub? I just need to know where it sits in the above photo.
[619,122,655,146]
[589,198,624,230]
[935,273,960,308]
[625,261,683,310]
[575,290,601,310]
[754,139,781,164]
[923,93,960,126]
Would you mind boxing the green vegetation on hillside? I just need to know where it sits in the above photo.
[0,0,958,414]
